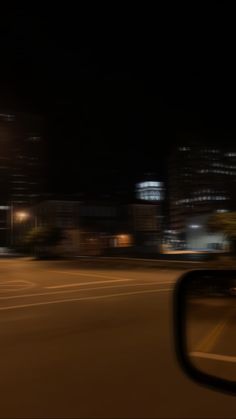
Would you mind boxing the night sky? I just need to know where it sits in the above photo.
[1,7,236,198]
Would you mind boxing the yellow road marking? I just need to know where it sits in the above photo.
[191,351,236,363]
[196,308,236,353]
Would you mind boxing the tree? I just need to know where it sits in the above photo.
[208,212,236,253]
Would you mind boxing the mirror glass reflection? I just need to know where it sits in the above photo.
[186,275,236,381]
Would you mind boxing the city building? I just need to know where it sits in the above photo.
[136,174,165,242]
[129,202,161,252]
[186,214,228,251]
[136,180,164,201]
[33,199,125,256]
[168,141,236,247]
[0,110,44,247]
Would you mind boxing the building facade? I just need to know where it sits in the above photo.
[168,142,236,245]
[185,214,228,251]
[136,181,164,201]
[0,111,44,246]
[32,199,162,256]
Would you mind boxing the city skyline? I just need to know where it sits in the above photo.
[1,8,236,419]
[1,9,236,198]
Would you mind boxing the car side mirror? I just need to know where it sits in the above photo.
[174,270,236,394]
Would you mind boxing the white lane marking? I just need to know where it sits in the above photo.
[0,282,173,301]
[47,269,176,279]
[0,280,35,292]
[49,270,137,281]
[0,288,171,311]
[46,278,175,289]
[0,280,34,286]
[191,351,236,364]
[77,256,202,264]
[49,270,176,282]
[46,278,136,288]
[118,258,201,264]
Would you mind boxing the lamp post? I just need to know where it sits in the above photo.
[10,206,31,247]
[9,203,38,248]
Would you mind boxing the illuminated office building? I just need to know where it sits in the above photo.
[168,143,236,239]
[136,180,164,201]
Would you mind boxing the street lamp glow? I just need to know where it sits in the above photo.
[15,211,30,222]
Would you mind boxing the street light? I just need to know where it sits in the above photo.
[10,207,37,247]
[15,211,30,223]
[10,211,31,247]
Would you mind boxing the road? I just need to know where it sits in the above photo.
[0,258,236,418]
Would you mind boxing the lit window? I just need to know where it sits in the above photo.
[179,147,190,151]
[225,152,236,157]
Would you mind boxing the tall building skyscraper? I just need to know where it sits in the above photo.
[0,111,44,246]
[168,142,236,239]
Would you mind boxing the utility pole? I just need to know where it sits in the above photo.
[10,203,14,247]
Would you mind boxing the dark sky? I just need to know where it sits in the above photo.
[1,7,236,197]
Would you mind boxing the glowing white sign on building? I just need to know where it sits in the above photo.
[136,181,164,201]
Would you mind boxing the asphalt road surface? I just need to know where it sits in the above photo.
[1,258,236,418]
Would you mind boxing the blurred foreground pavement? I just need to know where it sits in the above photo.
[0,258,236,418]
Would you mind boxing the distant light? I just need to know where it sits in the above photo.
[15,211,30,222]
[179,147,190,151]
[136,181,164,201]
[0,113,15,122]
[189,224,201,229]
[225,152,236,157]
[0,206,10,210]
